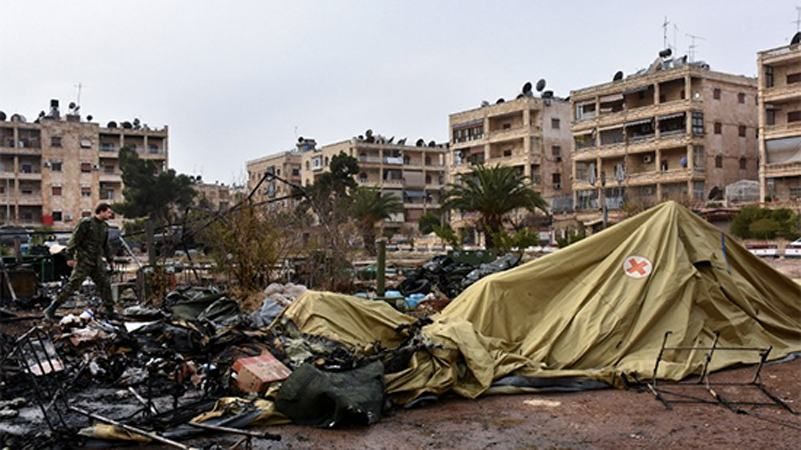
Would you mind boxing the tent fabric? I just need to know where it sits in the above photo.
[279,202,801,402]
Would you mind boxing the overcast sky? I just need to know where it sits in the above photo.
[1,1,798,184]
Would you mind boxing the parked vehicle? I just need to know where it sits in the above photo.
[786,238,801,258]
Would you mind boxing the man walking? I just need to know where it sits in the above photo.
[45,203,115,319]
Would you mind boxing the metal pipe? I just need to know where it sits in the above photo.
[189,422,281,440]
[69,406,198,450]
[376,239,386,297]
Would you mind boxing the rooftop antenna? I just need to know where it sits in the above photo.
[74,82,84,108]
[794,6,801,31]
[672,23,679,53]
[293,125,298,139]
[686,33,706,62]
[662,16,670,49]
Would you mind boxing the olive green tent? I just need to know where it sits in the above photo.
[281,201,801,403]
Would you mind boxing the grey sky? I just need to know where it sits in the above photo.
[1,1,797,184]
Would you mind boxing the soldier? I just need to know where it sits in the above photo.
[44,203,115,319]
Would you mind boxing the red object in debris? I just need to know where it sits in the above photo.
[232,352,292,393]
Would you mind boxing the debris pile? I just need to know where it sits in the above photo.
[398,252,521,299]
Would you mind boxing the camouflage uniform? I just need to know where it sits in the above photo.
[46,217,114,316]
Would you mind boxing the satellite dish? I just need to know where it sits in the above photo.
[0,111,5,121]
[481,100,490,107]
[365,129,373,137]
[416,138,425,147]
[298,136,304,143]
[535,79,546,92]
[38,111,46,118]
[68,102,76,110]
[613,71,624,81]
[86,115,93,121]
[133,118,141,129]
[122,121,133,129]
[516,94,525,99]
[588,163,597,186]
[792,32,801,45]
[11,114,26,123]
[428,140,436,147]
[397,138,407,145]
[659,48,672,58]
[107,121,117,128]
[522,81,532,94]
[496,98,505,104]
[387,136,394,144]
[542,90,554,99]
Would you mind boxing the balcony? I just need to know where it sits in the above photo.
[17,194,43,206]
[383,156,404,165]
[17,171,42,180]
[762,84,801,103]
[764,161,801,178]
[100,172,123,183]
[573,99,697,131]
[358,156,382,167]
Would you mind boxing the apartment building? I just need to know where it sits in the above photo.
[245,139,309,209]
[568,52,758,226]
[0,99,168,230]
[758,33,801,203]
[195,182,241,211]
[297,134,448,232]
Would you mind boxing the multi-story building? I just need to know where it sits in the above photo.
[245,140,308,209]
[758,34,801,203]
[297,134,448,232]
[0,99,168,230]
[568,52,758,226]
[195,182,238,211]
[447,92,574,241]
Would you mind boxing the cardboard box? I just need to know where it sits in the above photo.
[232,352,292,393]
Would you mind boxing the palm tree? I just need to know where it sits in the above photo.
[350,187,404,254]
[443,164,548,248]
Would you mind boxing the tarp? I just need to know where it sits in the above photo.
[280,202,801,403]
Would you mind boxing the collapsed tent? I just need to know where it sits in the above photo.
[279,202,801,403]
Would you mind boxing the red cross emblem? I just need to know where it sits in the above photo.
[623,256,652,279]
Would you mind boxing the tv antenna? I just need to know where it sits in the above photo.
[794,6,801,32]
[686,33,706,62]
[74,82,84,108]
[662,17,670,49]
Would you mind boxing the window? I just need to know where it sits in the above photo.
[305,161,310,170]
[502,122,511,130]
[21,187,33,195]
[552,145,562,161]
[691,112,704,136]
[80,162,92,173]
[551,118,560,129]
[51,136,62,147]
[52,211,63,222]
[789,111,801,123]
[51,161,62,172]
[79,138,92,149]
[765,66,774,88]
[52,186,62,196]
[81,211,91,218]
[715,155,723,168]
[81,187,91,197]
[292,168,300,176]
[738,125,746,137]
[502,148,512,157]
[787,73,801,84]
[766,109,776,126]
[714,122,722,134]
[738,93,745,104]
[552,173,562,190]
[104,165,115,174]
[148,145,160,154]
[660,160,668,171]
[713,88,721,100]
[739,157,747,170]
[21,163,32,173]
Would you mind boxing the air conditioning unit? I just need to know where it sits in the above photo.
[643,155,653,164]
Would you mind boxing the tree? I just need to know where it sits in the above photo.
[443,164,548,248]
[115,147,197,264]
[418,211,441,234]
[731,205,800,240]
[350,187,403,254]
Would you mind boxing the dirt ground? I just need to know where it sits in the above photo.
[180,358,801,450]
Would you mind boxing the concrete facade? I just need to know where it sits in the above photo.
[300,136,448,231]
[195,182,240,211]
[568,55,758,225]
[246,150,304,210]
[758,37,801,204]
[0,100,168,230]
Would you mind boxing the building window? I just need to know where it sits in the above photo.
[52,186,62,196]
[80,162,92,173]
[305,161,310,170]
[292,168,300,176]
[788,111,801,123]
[21,187,33,195]
[503,148,513,157]
[81,211,91,218]
[81,187,91,197]
[691,112,704,136]
[713,88,721,100]
[738,125,746,137]
[52,211,63,222]
[552,173,562,190]
[552,145,562,161]
[787,73,801,85]
[551,118,560,129]
[737,93,745,104]
[739,157,747,170]
[714,122,722,134]
[51,161,62,172]
[765,66,774,88]
[715,155,723,168]
[21,163,32,173]
[79,138,92,149]
[51,136,62,147]
[766,109,776,126]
